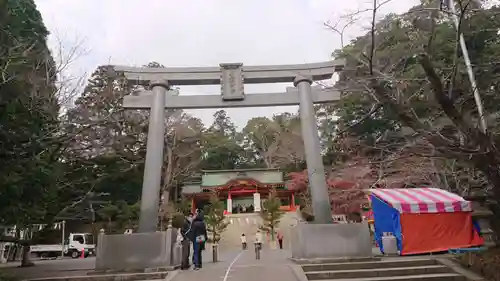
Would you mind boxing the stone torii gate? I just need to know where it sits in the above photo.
[116,61,344,232]
[95,60,370,271]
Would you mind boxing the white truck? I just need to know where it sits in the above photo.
[30,233,95,259]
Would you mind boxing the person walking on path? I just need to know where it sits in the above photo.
[277,231,284,249]
[190,211,208,270]
[180,213,193,270]
[241,233,247,250]
[255,230,263,247]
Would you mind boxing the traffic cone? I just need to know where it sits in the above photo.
[80,249,85,259]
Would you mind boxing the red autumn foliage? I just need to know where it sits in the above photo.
[286,169,369,214]
[286,170,308,192]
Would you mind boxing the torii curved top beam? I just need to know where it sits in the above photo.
[112,60,345,86]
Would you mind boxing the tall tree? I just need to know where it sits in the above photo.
[203,192,229,243]
[0,0,70,266]
[64,65,147,206]
[330,1,500,234]
[266,113,305,170]
[241,113,305,170]
[259,189,285,242]
[65,65,148,160]
[162,111,204,203]
[201,110,245,170]
[69,62,205,223]
[241,117,276,167]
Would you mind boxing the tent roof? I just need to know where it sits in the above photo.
[371,188,472,214]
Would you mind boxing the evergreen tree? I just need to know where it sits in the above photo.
[201,110,245,170]
[259,189,285,242]
[203,192,229,243]
[0,0,62,266]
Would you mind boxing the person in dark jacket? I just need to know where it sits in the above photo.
[189,211,207,270]
[180,213,193,270]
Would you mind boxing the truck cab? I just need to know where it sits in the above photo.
[65,233,95,258]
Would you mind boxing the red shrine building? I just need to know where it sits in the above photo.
[181,168,298,214]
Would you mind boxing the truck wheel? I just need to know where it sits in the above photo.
[71,250,79,259]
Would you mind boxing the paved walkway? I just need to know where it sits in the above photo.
[171,249,297,281]
[0,258,95,279]
[0,249,297,280]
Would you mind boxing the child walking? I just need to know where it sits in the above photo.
[241,233,247,250]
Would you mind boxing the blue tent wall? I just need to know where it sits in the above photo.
[371,194,403,253]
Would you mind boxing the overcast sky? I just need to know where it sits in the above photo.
[36,0,418,129]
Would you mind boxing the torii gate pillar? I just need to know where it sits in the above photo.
[295,75,332,224]
[138,80,168,233]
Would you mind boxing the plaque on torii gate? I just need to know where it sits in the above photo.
[113,60,345,232]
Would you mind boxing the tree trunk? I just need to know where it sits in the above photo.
[20,245,34,267]
[107,218,112,233]
[264,157,272,168]
[173,186,178,202]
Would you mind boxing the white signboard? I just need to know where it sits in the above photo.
[253,193,261,212]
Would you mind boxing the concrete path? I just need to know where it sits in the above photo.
[0,257,95,279]
[0,249,297,281]
[171,249,297,281]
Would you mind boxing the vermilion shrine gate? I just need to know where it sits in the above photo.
[181,169,298,214]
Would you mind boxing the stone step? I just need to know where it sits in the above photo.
[220,212,298,249]
[313,273,465,281]
[24,271,168,281]
[301,259,437,271]
[305,265,452,280]
[294,257,381,265]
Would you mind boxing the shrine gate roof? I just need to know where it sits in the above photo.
[201,168,279,173]
[182,184,203,194]
[181,169,287,195]
[201,169,283,187]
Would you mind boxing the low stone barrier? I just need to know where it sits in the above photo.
[291,222,372,259]
[95,229,179,271]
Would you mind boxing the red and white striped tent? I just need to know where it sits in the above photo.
[370,188,482,255]
[371,188,472,214]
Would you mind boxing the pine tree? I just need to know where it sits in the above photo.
[203,192,229,243]
[259,189,285,242]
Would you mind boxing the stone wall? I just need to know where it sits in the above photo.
[466,195,497,245]
[95,228,179,271]
[291,222,372,259]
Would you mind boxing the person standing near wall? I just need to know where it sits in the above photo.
[191,211,207,270]
[180,213,193,270]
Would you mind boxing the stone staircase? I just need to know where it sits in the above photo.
[297,257,475,281]
[220,213,261,248]
[219,211,300,249]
